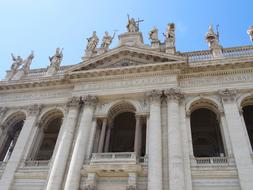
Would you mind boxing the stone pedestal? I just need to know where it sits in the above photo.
[165,39,176,54]
[118,32,144,47]
[147,90,163,190]
[46,65,58,76]
[46,97,80,190]
[151,40,160,49]
[64,95,97,190]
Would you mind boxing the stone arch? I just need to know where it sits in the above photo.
[31,108,64,160]
[106,100,137,126]
[0,111,26,161]
[190,107,225,157]
[186,96,223,117]
[240,93,253,151]
[238,93,253,108]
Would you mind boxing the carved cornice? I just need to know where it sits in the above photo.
[146,89,162,102]
[66,96,81,108]
[164,88,184,101]
[218,89,237,102]
[82,95,98,107]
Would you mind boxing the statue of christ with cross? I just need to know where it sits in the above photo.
[126,14,144,32]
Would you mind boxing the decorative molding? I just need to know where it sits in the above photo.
[218,89,237,103]
[164,88,184,101]
[82,95,98,107]
[146,89,162,102]
[83,183,97,190]
[66,96,81,108]
[126,185,137,190]
[27,104,41,116]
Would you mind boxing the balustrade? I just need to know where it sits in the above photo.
[90,152,137,164]
[191,156,235,167]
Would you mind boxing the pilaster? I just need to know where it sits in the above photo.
[0,104,41,190]
[146,89,163,190]
[165,88,185,190]
[46,97,81,190]
[64,95,98,190]
[219,89,253,190]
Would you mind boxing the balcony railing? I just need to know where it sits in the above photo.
[90,152,137,164]
[0,161,6,169]
[191,156,235,167]
[23,160,50,167]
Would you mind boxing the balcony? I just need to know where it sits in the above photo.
[191,156,235,167]
[90,152,137,164]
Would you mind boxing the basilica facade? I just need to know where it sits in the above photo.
[0,19,253,190]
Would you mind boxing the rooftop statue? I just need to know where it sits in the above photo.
[126,15,143,32]
[10,53,23,73]
[21,51,34,74]
[101,31,115,49]
[247,26,253,42]
[163,23,175,43]
[205,25,221,49]
[149,26,159,42]
[49,48,63,68]
[86,31,99,51]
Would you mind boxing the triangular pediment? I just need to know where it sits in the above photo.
[66,46,186,73]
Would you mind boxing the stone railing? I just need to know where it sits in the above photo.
[0,161,7,169]
[22,160,50,167]
[187,51,213,62]
[191,156,235,167]
[90,152,137,164]
[186,46,253,62]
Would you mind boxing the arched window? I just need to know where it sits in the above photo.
[242,105,253,150]
[31,110,63,160]
[93,101,146,156]
[0,112,26,161]
[190,108,225,157]
[109,112,136,152]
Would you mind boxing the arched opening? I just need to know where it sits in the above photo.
[32,110,63,160]
[242,105,253,150]
[0,112,26,161]
[190,108,225,157]
[109,112,136,152]
[93,101,147,157]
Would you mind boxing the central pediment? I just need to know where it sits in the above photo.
[66,46,186,73]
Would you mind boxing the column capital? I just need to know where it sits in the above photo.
[67,96,81,108]
[27,104,41,116]
[218,89,237,103]
[164,88,184,101]
[146,89,162,102]
[82,95,98,107]
[83,183,97,190]
[126,186,136,190]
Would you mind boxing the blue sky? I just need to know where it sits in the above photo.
[0,0,252,79]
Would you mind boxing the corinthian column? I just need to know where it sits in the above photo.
[147,90,163,190]
[97,118,107,153]
[0,104,41,190]
[165,88,185,190]
[64,95,98,190]
[46,97,80,190]
[219,89,253,190]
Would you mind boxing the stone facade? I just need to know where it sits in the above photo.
[0,21,253,190]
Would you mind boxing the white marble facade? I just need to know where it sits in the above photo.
[0,21,253,190]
